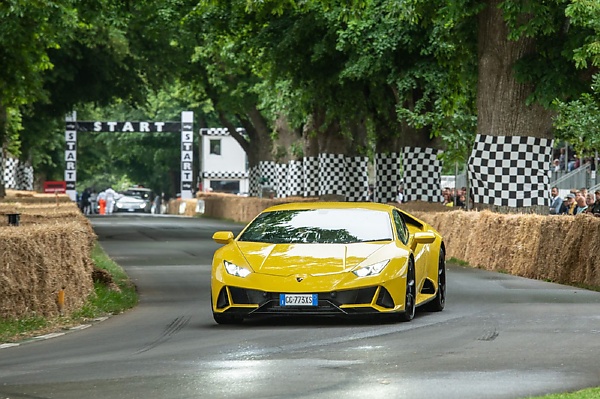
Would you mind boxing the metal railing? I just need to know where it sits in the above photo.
[549,164,592,190]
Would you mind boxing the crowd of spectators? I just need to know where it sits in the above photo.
[441,187,469,209]
[550,186,600,216]
[550,148,598,174]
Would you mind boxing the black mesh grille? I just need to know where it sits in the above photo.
[375,287,395,308]
[229,287,266,304]
[216,287,230,309]
[221,286,382,315]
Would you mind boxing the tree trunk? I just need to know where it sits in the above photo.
[474,0,554,214]
[477,0,554,139]
[0,105,6,199]
[273,114,302,163]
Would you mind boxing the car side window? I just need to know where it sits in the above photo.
[392,210,409,245]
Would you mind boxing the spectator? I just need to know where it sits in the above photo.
[153,192,163,214]
[590,190,600,217]
[574,192,588,215]
[585,192,595,208]
[558,148,566,171]
[80,187,91,215]
[396,187,404,204]
[89,189,98,214]
[560,193,576,215]
[549,186,562,215]
[549,159,560,175]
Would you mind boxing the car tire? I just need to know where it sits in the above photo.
[213,313,243,325]
[398,258,416,322]
[425,249,446,312]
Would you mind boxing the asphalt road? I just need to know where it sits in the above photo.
[1,214,599,399]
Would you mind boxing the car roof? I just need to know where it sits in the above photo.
[261,201,395,213]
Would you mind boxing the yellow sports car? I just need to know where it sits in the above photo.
[210,202,446,324]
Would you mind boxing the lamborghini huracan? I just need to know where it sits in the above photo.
[210,202,446,324]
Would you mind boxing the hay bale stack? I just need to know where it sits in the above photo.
[414,209,600,288]
[0,198,96,319]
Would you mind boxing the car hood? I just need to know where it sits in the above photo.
[118,195,145,202]
[235,242,388,276]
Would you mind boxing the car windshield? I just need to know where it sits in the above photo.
[238,208,393,244]
[123,189,150,200]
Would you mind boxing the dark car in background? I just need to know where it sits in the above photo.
[115,187,153,213]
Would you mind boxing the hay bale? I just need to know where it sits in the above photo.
[0,220,96,318]
[0,197,96,319]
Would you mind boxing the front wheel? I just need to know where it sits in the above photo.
[398,258,416,322]
[213,313,243,325]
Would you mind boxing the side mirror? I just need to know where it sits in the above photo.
[212,231,234,244]
[412,231,436,245]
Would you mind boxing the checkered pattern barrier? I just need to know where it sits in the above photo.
[276,163,288,198]
[246,156,369,200]
[318,153,346,196]
[202,171,248,179]
[375,153,401,203]
[402,147,443,202]
[303,157,319,197]
[3,157,18,189]
[345,156,370,201]
[17,163,34,191]
[468,134,553,208]
[200,127,245,136]
[249,161,278,197]
[2,156,33,190]
[287,160,304,197]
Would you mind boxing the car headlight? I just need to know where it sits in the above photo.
[353,260,390,277]
[224,260,251,278]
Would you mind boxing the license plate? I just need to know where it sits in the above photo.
[279,294,318,307]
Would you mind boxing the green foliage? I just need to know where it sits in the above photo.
[553,75,600,158]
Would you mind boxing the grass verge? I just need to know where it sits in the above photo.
[0,242,138,343]
[532,388,600,398]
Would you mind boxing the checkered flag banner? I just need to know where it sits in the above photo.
[303,157,319,197]
[375,153,401,203]
[249,161,278,197]
[467,134,553,208]
[318,153,346,196]
[287,160,304,197]
[402,147,443,202]
[345,156,369,202]
[3,156,19,189]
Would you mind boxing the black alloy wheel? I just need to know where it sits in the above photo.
[399,258,416,322]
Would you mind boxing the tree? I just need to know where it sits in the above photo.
[0,0,78,196]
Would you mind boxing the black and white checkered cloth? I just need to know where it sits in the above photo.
[375,153,401,203]
[287,160,304,197]
[345,156,369,201]
[402,147,443,202]
[318,153,346,196]
[2,156,33,191]
[303,157,319,197]
[468,134,553,207]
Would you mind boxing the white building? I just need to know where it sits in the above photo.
[200,128,249,194]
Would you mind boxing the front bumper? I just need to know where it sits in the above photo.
[213,285,403,317]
